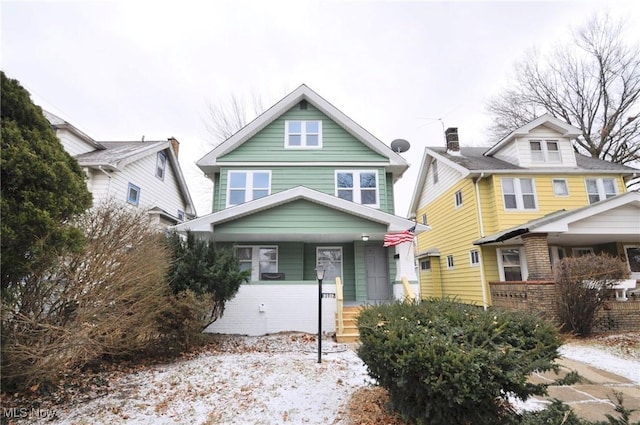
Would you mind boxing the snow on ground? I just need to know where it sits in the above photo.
[27,336,371,425]
[559,344,640,384]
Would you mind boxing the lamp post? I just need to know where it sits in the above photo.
[315,267,325,363]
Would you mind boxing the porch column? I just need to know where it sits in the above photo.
[522,233,553,280]
[394,241,419,282]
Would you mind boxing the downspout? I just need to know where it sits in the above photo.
[474,173,489,310]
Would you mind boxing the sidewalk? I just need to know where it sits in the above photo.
[529,357,640,422]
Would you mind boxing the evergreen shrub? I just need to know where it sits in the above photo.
[357,299,562,425]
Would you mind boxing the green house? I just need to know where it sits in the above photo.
[174,85,427,337]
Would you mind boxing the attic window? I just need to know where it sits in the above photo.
[156,151,167,180]
[285,120,322,148]
[530,140,561,163]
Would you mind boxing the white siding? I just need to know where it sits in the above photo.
[206,284,337,335]
[493,125,578,168]
[419,159,465,209]
[493,139,520,166]
[568,205,640,234]
[56,129,95,156]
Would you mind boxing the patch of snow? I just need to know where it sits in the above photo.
[559,344,640,384]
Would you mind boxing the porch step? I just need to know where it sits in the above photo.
[336,306,363,343]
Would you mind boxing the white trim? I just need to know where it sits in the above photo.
[469,249,480,267]
[316,246,344,282]
[549,246,566,265]
[127,182,140,206]
[335,169,380,208]
[446,254,455,269]
[501,177,538,211]
[226,170,272,207]
[155,151,167,180]
[236,245,279,281]
[584,177,618,204]
[552,178,569,197]
[530,139,561,164]
[623,245,640,280]
[496,247,528,281]
[454,190,463,208]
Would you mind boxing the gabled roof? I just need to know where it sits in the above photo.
[473,191,640,245]
[484,113,582,156]
[197,84,408,178]
[172,186,428,240]
[44,110,106,150]
[75,141,168,170]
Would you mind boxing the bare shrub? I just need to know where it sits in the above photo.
[1,202,171,391]
[554,253,629,337]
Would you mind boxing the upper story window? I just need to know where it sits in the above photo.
[446,255,455,269]
[530,140,561,163]
[552,178,569,196]
[336,170,379,207]
[585,178,617,204]
[127,183,140,206]
[285,120,322,148]
[156,151,167,180]
[501,178,537,210]
[177,210,185,222]
[432,160,439,184]
[227,170,271,207]
[454,190,463,208]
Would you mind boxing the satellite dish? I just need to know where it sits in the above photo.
[391,138,410,153]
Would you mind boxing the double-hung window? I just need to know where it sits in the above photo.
[227,170,271,206]
[552,178,569,196]
[156,151,167,180]
[127,183,140,206]
[454,190,463,208]
[497,248,527,281]
[336,170,379,207]
[530,140,561,163]
[236,246,278,281]
[585,178,617,204]
[285,120,322,148]
[469,250,480,266]
[502,178,537,210]
[317,247,343,282]
[446,255,455,269]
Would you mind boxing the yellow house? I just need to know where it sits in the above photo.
[408,114,640,307]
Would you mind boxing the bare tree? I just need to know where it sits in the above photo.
[486,12,640,167]
[204,91,268,145]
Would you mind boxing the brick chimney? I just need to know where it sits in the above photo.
[445,127,460,152]
[168,137,179,157]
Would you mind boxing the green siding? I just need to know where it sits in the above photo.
[213,166,392,213]
[303,243,356,301]
[219,103,387,163]
[215,200,388,236]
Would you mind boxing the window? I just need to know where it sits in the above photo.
[236,246,278,281]
[469,250,480,266]
[502,178,537,210]
[454,190,463,208]
[177,210,185,222]
[552,178,569,196]
[285,120,322,148]
[497,248,527,281]
[317,247,343,282]
[549,246,566,266]
[127,183,140,206]
[336,170,379,207]
[446,255,454,269]
[421,213,428,225]
[624,245,640,279]
[572,247,594,257]
[530,140,561,163]
[156,151,167,180]
[227,171,271,206]
[432,160,439,184]
[585,178,617,204]
[420,258,431,271]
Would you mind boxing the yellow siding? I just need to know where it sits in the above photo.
[416,179,484,305]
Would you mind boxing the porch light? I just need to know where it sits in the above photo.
[361,234,370,242]
[315,267,325,363]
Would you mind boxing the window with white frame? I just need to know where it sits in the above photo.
[497,248,527,281]
[432,160,439,184]
[501,178,537,210]
[227,170,271,206]
[156,151,167,180]
[285,120,322,148]
[177,210,185,221]
[317,247,343,282]
[469,250,480,266]
[552,178,569,196]
[446,255,454,269]
[530,140,561,163]
[585,178,617,204]
[454,190,463,208]
[572,247,594,257]
[336,170,379,207]
[236,246,278,281]
[420,258,431,271]
[127,183,140,206]
[548,246,566,266]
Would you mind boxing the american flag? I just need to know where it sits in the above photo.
[383,227,415,247]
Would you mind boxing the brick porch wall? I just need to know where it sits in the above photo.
[489,281,640,332]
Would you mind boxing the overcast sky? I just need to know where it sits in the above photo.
[3,0,639,217]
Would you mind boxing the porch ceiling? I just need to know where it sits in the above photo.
[210,231,389,243]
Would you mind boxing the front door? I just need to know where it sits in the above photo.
[365,245,389,301]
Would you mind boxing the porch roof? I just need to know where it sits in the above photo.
[474,191,640,246]
[172,186,429,243]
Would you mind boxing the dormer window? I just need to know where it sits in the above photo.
[285,120,322,148]
[156,151,167,180]
[530,140,561,163]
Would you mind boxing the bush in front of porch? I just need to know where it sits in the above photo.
[356,299,563,425]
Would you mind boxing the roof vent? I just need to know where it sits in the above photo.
[299,100,308,110]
